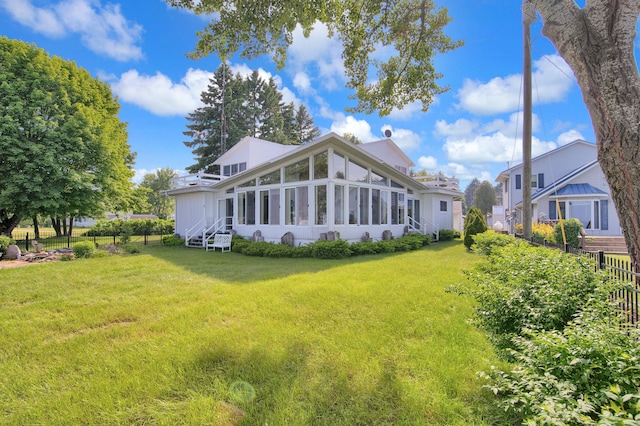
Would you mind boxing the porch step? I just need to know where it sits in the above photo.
[582,236,628,254]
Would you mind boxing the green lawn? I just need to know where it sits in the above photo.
[0,241,503,425]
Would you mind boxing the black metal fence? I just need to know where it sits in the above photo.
[11,229,165,252]
[516,234,640,325]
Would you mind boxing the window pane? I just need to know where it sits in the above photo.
[335,185,344,225]
[372,189,380,225]
[231,164,238,175]
[333,152,346,179]
[315,185,327,225]
[371,170,388,186]
[349,160,368,182]
[349,186,358,224]
[285,188,295,225]
[223,165,231,176]
[270,189,280,225]
[391,180,403,189]
[239,162,246,172]
[297,186,308,225]
[391,192,398,225]
[314,151,328,180]
[359,187,369,225]
[380,190,388,224]
[594,200,600,229]
[259,169,281,185]
[399,193,405,224]
[246,191,255,225]
[237,192,246,225]
[531,174,538,188]
[239,179,256,188]
[440,200,448,212]
[285,159,310,183]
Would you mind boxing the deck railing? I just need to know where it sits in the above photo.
[170,173,223,188]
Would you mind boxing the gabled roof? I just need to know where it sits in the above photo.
[496,139,596,182]
[213,136,297,166]
[549,183,607,197]
[359,139,415,168]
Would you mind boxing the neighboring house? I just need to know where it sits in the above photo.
[495,139,621,236]
[167,133,462,246]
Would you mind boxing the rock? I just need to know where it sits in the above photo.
[281,232,294,247]
[5,245,21,260]
[252,230,264,242]
[327,231,340,241]
[361,232,371,242]
[382,230,393,240]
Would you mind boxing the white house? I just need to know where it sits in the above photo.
[495,139,621,236]
[168,133,462,246]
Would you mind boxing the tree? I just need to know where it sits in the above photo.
[464,178,480,214]
[464,207,487,250]
[473,180,498,216]
[343,133,363,145]
[183,64,317,172]
[138,168,178,219]
[166,0,462,116]
[526,0,640,266]
[294,105,320,144]
[0,37,135,236]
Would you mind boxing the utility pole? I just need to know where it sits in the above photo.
[522,1,536,239]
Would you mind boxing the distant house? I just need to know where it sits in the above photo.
[495,139,621,236]
[167,133,462,246]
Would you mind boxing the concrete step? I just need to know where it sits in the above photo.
[583,236,628,254]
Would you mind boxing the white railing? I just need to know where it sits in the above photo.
[185,218,205,246]
[170,173,224,189]
[408,216,439,240]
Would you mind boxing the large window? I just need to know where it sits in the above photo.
[313,152,328,180]
[440,200,448,212]
[371,170,387,186]
[260,190,269,224]
[223,162,247,177]
[315,185,327,225]
[349,160,368,183]
[237,191,255,224]
[349,186,358,224]
[391,192,405,225]
[372,189,388,225]
[259,169,281,185]
[359,187,369,225]
[333,152,346,179]
[285,159,309,183]
[285,186,308,225]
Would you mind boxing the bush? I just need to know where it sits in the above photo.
[554,218,583,248]
[471,231,525,256]
[463,207,487,250]
[264,244,296,258]
[309,239,352,259]
[350,241,380,256]
[465,244,605,357]
[0,235,15,255]
[241,241,273,257]
[120,243,141,254]
[231,236,250,253]
[481,302,640,424]
[87,219,175,236]
[438,229,456,241]
[162,235,185,246]
[531,222,555,242]
[72,241,96,258]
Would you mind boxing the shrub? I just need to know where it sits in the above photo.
[264,244,296,258]
[531,222,555,242]
[438,229,456,241]
[465,244,604,357]
[554,218,583,248]
[471,231,525,256]
[350,241,380,256]
[162,235,185,246]
[309,239,352,259]
[72,241,96,258]
[230,236,250,253]
[241,241,273,257]
[120,244,141,254]
[481,301,640,424]
[0,235,15,255]
[87,219,175,236]
[464,207,487,250]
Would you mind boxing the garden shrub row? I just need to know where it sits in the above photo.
[230,233,432,259]
[85,219,174,236]
[465,231,640,424]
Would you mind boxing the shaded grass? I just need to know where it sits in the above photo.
[0,241,503,425]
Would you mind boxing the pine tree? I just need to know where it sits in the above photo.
[295,104,320,144]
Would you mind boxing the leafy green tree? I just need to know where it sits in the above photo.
[138,168,178,219]
[464,207,487,250]
[343,133,363,145]
[167,0,461,116]
[0,37,135,236]
[473,180,498,216]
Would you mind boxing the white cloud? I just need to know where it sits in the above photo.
[387,101,423,121]
[557,129,585,146]
[380,126,422,151]
[132,168,185,185]
[417,155,438,170]
[293,71,312,93]
[110,68,212,116]
[330,115,377,142]
[416,156,493,183]
[456,54,574,115]
[0,0,143,61]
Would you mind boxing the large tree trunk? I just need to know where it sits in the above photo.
[531,0,640,268]
[32,216,40,240]
[0,211,20,237]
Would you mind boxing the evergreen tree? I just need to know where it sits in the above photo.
[464,207,487,250]
[473,180,498,216]
[464,178,480,213]
[295,104,320,144]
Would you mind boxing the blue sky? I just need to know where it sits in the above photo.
[2,0,627,190]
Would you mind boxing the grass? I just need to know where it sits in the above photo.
[0,241,503,425]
